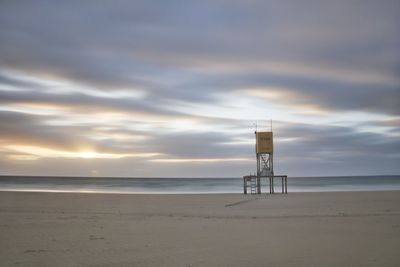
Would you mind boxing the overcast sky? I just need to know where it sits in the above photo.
[0,0,399,177]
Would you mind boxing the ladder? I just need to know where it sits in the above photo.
[250,176,257,194]
[243,174,258,194]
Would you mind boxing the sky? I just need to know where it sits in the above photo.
[0,0,399,177]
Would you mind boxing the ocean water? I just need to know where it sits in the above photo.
[0,175,400,194]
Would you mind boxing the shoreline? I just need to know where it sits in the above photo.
[0,189,399,195]
[2,176,400,195]
[1,174,399,178]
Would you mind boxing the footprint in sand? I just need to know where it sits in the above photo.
[89,235,105,240]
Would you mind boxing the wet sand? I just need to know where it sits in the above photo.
[0,191,399,266]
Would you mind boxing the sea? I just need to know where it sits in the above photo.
[0,175,400,194]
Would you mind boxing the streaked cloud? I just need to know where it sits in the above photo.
[0,0,399,176]
[150,158,251,163]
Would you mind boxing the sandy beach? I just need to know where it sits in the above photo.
[0,191,399,267]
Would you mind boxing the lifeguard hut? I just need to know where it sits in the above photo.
[243,130,287,194]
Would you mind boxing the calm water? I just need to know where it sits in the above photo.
[0,176,400,194]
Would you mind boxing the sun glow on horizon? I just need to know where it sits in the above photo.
[4,145,160,160]
[79,151,96,159]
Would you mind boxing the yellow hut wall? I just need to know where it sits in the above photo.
[256,132,273,153]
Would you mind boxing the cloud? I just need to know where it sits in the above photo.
[0,1,399,176]
[276,122,400,158]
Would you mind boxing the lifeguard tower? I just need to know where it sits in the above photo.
[243,130,287,194]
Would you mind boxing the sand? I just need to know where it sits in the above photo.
[0,191,399,267]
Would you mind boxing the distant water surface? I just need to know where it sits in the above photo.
[0,176,400,194]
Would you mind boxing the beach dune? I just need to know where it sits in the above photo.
[0,191,399,266]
